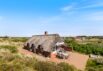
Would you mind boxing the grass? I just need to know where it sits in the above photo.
[0,45,18,53]
[86,59,103,71]
[10,37,29,42]
[0,51,79,71]
[0,37,29,42]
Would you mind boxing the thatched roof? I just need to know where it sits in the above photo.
[25,34,63,52]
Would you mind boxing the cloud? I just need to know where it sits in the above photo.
[61,2,103,12]
[79,3,103,9]
[60,3,77,12]
[61,5,74,11]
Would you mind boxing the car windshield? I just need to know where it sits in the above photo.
[58,50,66,53]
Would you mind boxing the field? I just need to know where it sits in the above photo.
[0,36,103,71]
[0,37,79,71]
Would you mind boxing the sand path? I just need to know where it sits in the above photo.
[19,48,89,70]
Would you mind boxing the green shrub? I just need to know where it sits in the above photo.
[65,38,103,56]
[86,59,103,71]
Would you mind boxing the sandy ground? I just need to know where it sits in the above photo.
[19,48,49,61]
[67,52,89,70]
[19,49,89,70]
[50,52,89,70]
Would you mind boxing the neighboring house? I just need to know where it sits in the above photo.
[89,54,103,59]
[24,32,72,58]
[75,36,86,41]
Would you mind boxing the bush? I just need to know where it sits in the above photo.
[86,59,103,71]
[65,38,103,56]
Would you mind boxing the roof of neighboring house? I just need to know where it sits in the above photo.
[25,34,63,52]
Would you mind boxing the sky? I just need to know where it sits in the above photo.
[0,0,103,36]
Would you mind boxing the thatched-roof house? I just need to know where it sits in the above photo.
[24,32,71,57]
[25,32,63,52]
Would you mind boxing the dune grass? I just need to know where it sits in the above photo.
[0,45,18,53]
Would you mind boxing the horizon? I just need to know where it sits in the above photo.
[0,0,103,36]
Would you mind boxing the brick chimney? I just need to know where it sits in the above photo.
[44,31,48,35]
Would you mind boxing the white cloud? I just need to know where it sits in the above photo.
[61,2,103,12]
[60,3,77,12]
[79,3,103,9]
[61,5,74,11]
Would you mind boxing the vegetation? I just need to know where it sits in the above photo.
[1,37,103,71]
[65,37,103,71]
[58,62,77,71]
[65,38,103,56]
[0,37,78,71]
[0,52,37,71]
[0,45,18,53]
[86,58,103,71]
[34,61,63,71]
[0,51,78,71]
[11,37,29,42]
[1,37,29,42]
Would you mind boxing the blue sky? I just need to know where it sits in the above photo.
[0,0,103,36]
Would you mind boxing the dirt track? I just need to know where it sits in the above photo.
[19,49,89,70]
[67,52,89,70]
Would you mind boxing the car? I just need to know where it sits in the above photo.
[56,49,69,59]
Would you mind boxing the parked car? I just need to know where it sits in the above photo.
[56,49,69,59]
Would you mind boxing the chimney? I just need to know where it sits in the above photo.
[44,31,48,35]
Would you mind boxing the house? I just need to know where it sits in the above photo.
[75,36,86,41]
[24,32,72,58]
